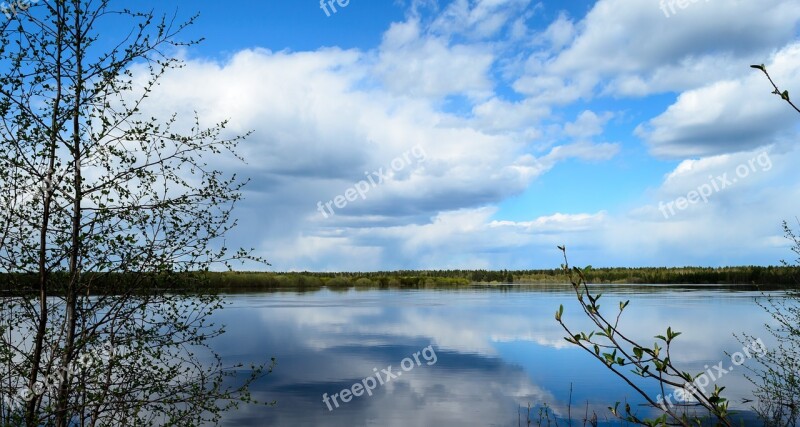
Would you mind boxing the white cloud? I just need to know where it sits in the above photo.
[563,110,613,139]
[540,141,620,164]
[428,0,534,39]
[539,12,575,51]
[529,0,800,97]
[377,19,495,99]
[636,43,800,157]
[489,212,607,233]
[126,0,800,270]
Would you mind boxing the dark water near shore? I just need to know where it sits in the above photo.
[210,284,776,426]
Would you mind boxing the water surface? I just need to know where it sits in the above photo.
[211,285,776,426]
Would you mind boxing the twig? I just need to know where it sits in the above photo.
[751,64,800,114]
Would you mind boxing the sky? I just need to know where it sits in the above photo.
[120,0,800,271]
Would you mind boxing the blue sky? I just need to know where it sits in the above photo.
[124,0,800,270]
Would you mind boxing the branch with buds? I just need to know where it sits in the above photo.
[750,64,800,115]
[555,246,734,427]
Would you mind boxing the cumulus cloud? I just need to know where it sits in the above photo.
[636,43,800,158]
[129,0,800,270]
[428,0,533,39]
[377,19,495,99]
[522,0,800,97]
[136,45,546,269]
[563,110,613,139]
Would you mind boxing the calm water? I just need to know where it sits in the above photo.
[210,285,777,426]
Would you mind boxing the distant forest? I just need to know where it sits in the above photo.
[204,265,800,290]
[5,266,794,294]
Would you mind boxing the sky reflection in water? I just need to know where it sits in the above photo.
[210,285,775,426]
